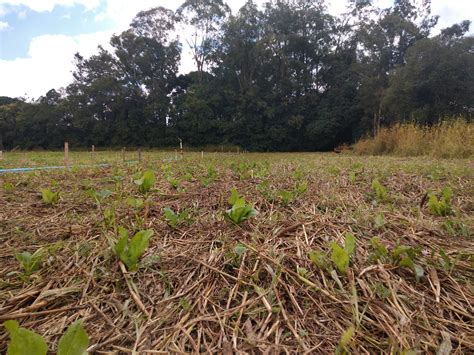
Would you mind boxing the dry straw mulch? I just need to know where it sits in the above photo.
[0,155,473,353]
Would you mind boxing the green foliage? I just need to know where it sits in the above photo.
[368,237,388,264]
[225,188,257,225]
[41,188,59,205]
[3,319,89,355]
[442,219,469,237]
[331,233,356,273]
[199,165,217,186]
[428,187,452,216]
[15,249,44,276]
[277,189,294,205]
[134,171,155,194]
[335,326,355,355]
[3,320,47,355]
[392,243,424,281]
[166,176,181,190]
[371,179,388,202]
[294,181,308,195]
[439,249,453,273]
[3,182,15,192]
[103,207,116,228]
[127,197,144,209]
[86,189,112,204]
[57,320,89,355]
[114,227,154,271]
[163,207,190,228]
[373,213,385,229]
[308,250,330,271]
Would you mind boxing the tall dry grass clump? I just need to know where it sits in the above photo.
[353,119,473,158]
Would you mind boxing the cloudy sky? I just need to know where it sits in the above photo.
[0,0,472,99]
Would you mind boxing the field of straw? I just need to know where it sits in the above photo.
[353,119,473,158]
[0,152,473,353]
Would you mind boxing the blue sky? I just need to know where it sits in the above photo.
[0,0,473,99]
[1,2,112,59]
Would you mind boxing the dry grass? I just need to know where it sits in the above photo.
[0,153,473,353]
[353,119,474,158]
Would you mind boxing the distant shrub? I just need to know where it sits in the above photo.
[353,119,473,158]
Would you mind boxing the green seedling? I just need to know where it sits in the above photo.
[371,179,388,202]
[15,249,44,277]
[335,325,355,355]
[134,170,155,194]
[349,171,357,183]
[308,250,331,271]
[442,219,469,237]
[127,197,144,209]
[373,213,385,229]
[277,189,294,205]
[166,176,181,190]
[86,189,112,206]
[225,188,258,224]
[114,227,154,271]
[163,208,190,228]
[41,188,59,205]
[392,243,424,281]
[368,237,388,264]
[3,319,89,355]
[295,180,308,195]
[2,182,14,192]
[428,187,452,216]
[331,232,356,273]
[103,207,116,229]
[199,165,217,186]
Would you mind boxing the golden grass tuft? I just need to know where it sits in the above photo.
[353,119,473,158]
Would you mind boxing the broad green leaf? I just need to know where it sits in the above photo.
[4,320,48,355]
[331,242,349,273]
[128,229,154,270]
[134,171,155,194]
[344,233,356,256]
[228,188,240,205]
[57,320,89,355]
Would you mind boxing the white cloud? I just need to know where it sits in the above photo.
[0,19,9,30]
[0,0,100,13]
[431,0,474,34]
[0,31,113,98]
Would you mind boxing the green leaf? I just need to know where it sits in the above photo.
[309,250,329,270]
[4,320,48,355]
[344,233,356,256]
[234,243,247,258]
[414,264,424,282]
[373,213,385,228]
[41,188,59,205]
[228,187,240,205]
[331,242,349,273]
[128,229,154,271]
[134,171,155,194]
[57,320,89,355]
[371,179,388,202]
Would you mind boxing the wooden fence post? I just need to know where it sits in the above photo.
[122,148,125,162]
[178,138,183,159]
[91,145,95,161]
[64,142,69,167]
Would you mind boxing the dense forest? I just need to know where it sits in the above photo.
[0,0,473,151]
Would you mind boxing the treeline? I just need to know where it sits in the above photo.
[1,0,473,151]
